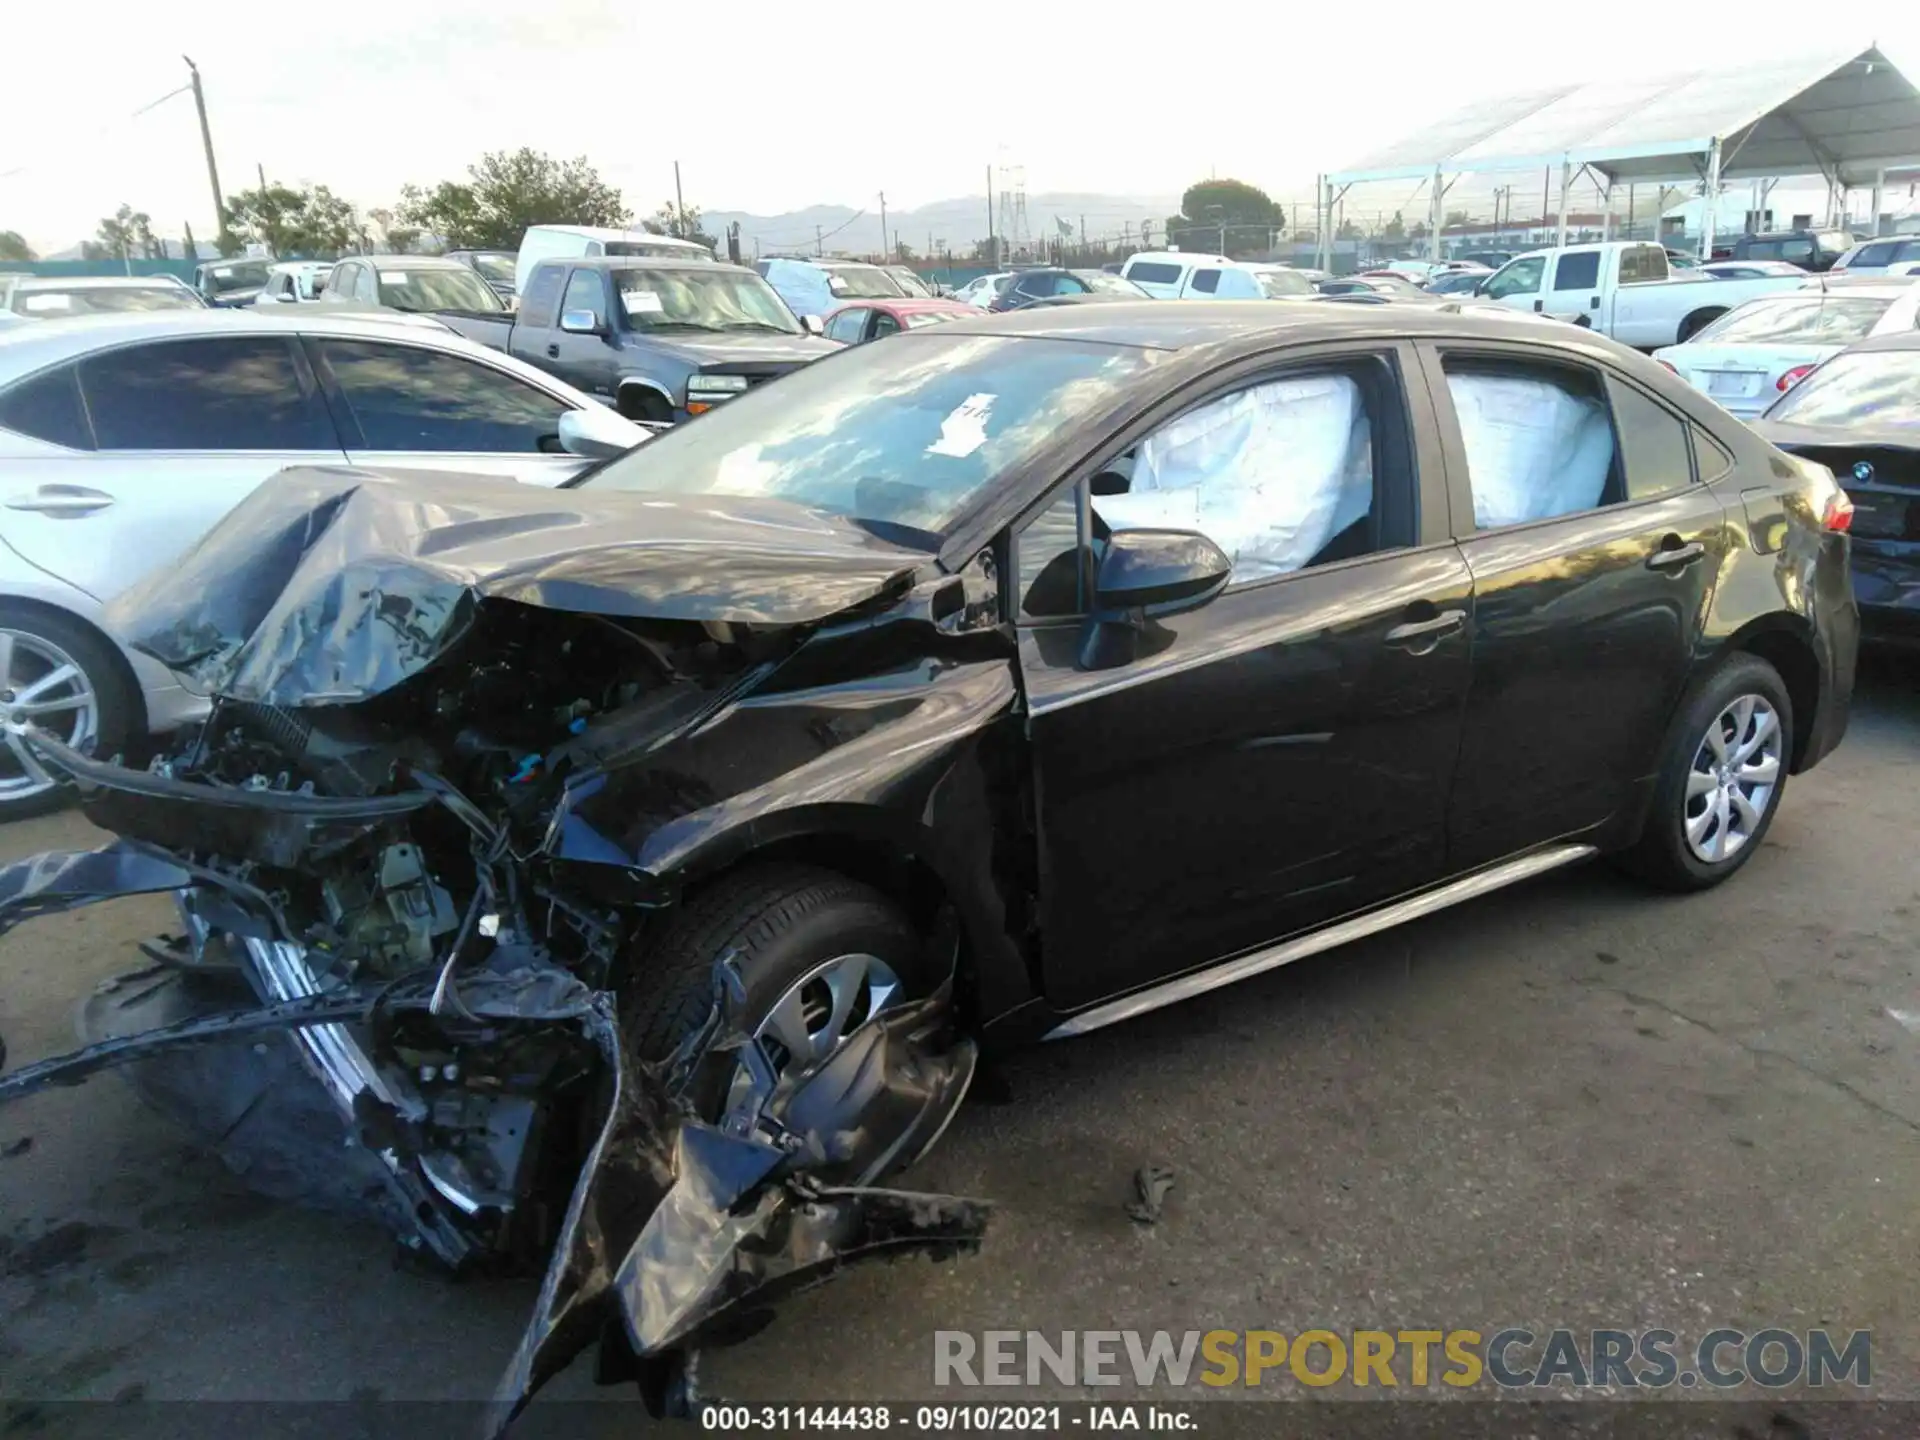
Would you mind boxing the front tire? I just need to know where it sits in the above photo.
[0,603,136,821]
[1619,654,1792,892]
[622,865,928,1116]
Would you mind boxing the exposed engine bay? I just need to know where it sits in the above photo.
[0,468,1013,1432]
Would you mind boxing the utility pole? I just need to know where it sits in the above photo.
[183,56,225,242]
[673,161,686,237]
[879,190,888,262]
[985,165,995,268]
[815,224,823,257]
[257,161,267,191]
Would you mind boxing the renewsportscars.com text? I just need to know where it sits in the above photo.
[933,1328,1872,1390]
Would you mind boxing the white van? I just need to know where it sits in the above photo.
[1119,252,1310,300]
[514,225,714,298]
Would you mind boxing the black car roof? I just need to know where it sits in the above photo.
[936,298,1558,352]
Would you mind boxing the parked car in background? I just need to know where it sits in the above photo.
[988,268,1148,310]
[1727,229,1856,273]
[1424,267,1492,296]
[445,256,837,423]
[4,276,205,319]
[884,265,935,298]
[514,225,711,298]
[1243,265,1318,297]
[1460,250,1515,269]
[1665,249,1702,270]
[954,272,1014,308]
[1476,242,1807,346]
[0,310,647,817]
[822,297,976,343]
[321,254,508,320]
[1117,250,1234,298]
[755,257,907,322]
[1831,236,1920,275]
[1753,331,1920,646]
[1652,284,1920,418]
[1700,260,1809,281]
[445,249,519,305]
[193,258,275,307]
[251,261,334,305]
[1316,274,1422,297]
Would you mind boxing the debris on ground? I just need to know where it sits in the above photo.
[1125,1164,1176,1225]
[1,1135,31,1158]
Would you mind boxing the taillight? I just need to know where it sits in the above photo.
[1777,364,1816,391]
[1823,489,1855,533]
[1657,360,1678,374]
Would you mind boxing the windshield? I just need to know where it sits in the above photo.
[1693,296,1891,346]
[13,284,202,316]
[377,267,505,313]
[1764,351,1920,427]
[578,334,1158,540]
[469,253,516,283]
[887,267,933,297]
[201,261,271,294]
[605,240,713,262]
[1255,270,1314,297]
[613,266,800,333]
[823,265,906,299]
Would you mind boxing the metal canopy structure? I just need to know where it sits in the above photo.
[1317,45,1920,266]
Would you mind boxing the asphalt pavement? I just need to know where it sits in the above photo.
[3,655,1918,1431]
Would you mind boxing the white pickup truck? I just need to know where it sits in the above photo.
[1476,241,1807,349]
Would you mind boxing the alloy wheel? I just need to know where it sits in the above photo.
[0,628,99,804]
[1683,693,1781,864]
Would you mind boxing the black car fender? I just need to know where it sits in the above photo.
[546,654,1040,1027]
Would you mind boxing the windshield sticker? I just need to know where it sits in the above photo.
[622,290,664,314]
[22,294,73,312]
[382,272,409,286]
[926,393,996,458]
[212,266,234,278]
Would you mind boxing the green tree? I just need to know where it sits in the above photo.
[221,183,357,257]
[0,230,34,262]
[367,208,421,254]
[893,238,916,264]
[1380,211,1407,243]
[95,204,150,262]
[1164,178,1280,255]
[399,149,629,250]
[1444,209,1472,228]
[648,200,715,251]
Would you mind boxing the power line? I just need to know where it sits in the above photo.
[0,84,192,182]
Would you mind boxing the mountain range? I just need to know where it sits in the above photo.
[702,191,1185,260]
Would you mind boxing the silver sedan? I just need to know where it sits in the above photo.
[0,309,646,817]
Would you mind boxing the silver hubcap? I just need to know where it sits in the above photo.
[725,952,905,1112]
[1683,693,1781,864]
[0,629,98,802]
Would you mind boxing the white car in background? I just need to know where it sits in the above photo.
[252,261,335,304]
[1652,283,1920,418]
[0,310,646,818]
[953,272,1013,308]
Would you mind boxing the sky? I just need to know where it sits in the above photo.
[3,3,1917,253]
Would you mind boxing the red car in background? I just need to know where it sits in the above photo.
[821,297,977,345]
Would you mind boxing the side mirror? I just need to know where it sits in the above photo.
[560,308,604,335]
[802,314,826,336]
[1472,279,1489,295]
[557,405,650,460]
[1079,528,1232,671]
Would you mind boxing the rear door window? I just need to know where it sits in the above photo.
[1189,269,1221,294]
[0,364,92,449]
[1125,261,1183,286]
[80,337,336,451]
[1440,355,1621,528]
[1605,380,1695,500]
[519,265,565,327]
[1552,251,1601,290]
[313,338,568,453]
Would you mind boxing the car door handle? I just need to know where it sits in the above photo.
[5,487,115,516]
[1384,609,1466,646]
[1647,540,1706,571]
[546,344,560,358]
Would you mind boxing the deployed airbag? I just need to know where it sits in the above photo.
[1447,371,1614,528]
[1096,374,1373,581]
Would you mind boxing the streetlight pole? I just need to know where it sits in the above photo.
[183,57,224,241]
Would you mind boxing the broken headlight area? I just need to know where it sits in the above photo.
[0,596,987,1427]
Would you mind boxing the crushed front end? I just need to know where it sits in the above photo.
[0,470,1002,1427]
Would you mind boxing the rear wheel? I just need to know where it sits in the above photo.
[1618,654,1792,891]
[1677,308,1726,342]
[0,604,136,821]
[622,865,929,1116]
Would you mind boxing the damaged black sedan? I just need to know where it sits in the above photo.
[0,303,1858,1424]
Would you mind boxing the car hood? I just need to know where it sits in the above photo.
[106,465,925,708]
[1751,420,1920,452]
[625,331,839,366]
